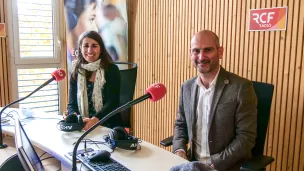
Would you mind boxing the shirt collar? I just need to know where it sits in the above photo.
[196,67,221,89]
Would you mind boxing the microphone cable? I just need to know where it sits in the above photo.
[72,138,114,153]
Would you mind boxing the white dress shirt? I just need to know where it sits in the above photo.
[193,68,220,164]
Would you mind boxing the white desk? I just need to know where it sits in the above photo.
[1,108,188,171]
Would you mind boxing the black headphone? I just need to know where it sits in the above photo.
[64,0,78,30]
[57,114,84,132]
[103,127,140,150]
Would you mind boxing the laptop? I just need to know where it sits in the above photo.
[14,119,44,171]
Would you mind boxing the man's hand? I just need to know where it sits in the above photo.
[174,150,188,160]
[83,117,100,130]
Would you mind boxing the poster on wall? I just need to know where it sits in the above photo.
[249,7,288,31]
[64,0,128,75]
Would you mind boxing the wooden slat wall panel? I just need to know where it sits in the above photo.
[127,0,304,170]
[0,0,11,107]
[0,0,302,170]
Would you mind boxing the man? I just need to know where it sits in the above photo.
[173,30,257,171]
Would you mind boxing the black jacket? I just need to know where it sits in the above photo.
[67,63,122,128]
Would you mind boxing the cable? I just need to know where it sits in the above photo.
[40,156,55,161]
[72,138,115,153]
[1,118,10,123]
[1,110,18,121]
[1,110,28,127]
[39,152,47,158]
[1,109,61,124]
[73,139,105,149]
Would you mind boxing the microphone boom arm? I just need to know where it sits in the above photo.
[71,93,151,171]
[0,77,55,149]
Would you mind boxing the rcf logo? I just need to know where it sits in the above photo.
[252,12,275,27]
[249,7,287,31]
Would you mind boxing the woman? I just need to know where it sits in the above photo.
[68,30,122,130]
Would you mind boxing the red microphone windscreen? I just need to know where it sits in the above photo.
[51,68,66,82]
[146,83,166,102]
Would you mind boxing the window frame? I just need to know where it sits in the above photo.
[7,0,67,115]
[11,0,62,65]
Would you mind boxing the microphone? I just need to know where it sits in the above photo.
[0,68,66,149]
[71,83,166,171]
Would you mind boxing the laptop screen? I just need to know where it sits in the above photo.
[14,119,44,171]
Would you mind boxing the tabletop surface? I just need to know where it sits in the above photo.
[1,108,188,171]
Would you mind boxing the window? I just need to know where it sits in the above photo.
[17,0,54,59]
[17,68,59,115]
[7,0,66,115]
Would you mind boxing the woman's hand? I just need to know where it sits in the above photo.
[63,112,77,120]
[83,117,100,130]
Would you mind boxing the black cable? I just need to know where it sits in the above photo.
[40,156,54,161]
[73,139,104,149]
[40,153,61,171]
[39,152,47,158]
[72,138,115,153]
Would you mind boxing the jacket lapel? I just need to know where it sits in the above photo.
[208,67,229,131]
[189,78,199,160]
[189,78,199,139]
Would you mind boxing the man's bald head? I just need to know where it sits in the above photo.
[191,30,220,48]
[189,29,223,76]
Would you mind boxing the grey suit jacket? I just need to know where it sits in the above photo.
[173,67,257,171]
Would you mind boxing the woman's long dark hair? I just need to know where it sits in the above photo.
[72,30,113,80]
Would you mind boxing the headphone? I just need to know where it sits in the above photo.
[57,114,84,132]
[64,0,78,30]
[103,127,140,150]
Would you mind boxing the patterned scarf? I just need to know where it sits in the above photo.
[76,59,106,117]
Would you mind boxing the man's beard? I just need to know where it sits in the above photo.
[196,60,212,73]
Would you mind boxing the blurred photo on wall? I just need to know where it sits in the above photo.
[64,0,128,75]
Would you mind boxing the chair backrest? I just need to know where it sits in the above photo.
[251,81,274,156]
[114,62,137,128]
[0,154,25,171]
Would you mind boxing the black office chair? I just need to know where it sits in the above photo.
[0,154,25,171]
[114,62,137,129]
[160,81,275,171]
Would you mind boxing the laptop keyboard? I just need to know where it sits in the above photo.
[77,154,130,171]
